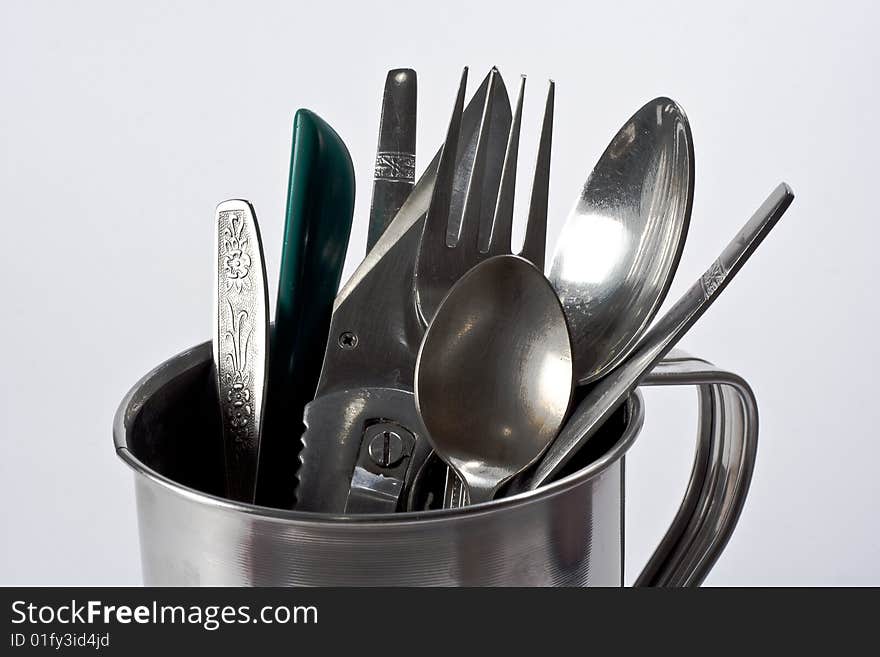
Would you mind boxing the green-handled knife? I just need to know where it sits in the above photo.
[257,109,356,508]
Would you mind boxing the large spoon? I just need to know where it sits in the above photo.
[520,183,794,490]
[550,97,694,384]
[415,255,573,504]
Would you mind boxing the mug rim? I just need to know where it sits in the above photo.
[113,341,644,527]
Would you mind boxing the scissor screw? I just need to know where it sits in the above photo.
[338,331,358,349]
[367,428,405,468]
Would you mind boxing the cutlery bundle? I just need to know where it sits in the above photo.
[205,66,794,512]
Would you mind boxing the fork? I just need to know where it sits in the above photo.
[413,67,556,507]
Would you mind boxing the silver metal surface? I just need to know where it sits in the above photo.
[415,255,572,503]
[518,79,554,270]
[412,73,555,506]
[344,467,404,514]
[637,351,759,586]
[443,470,468,508]
[212,199,269,503]
[487,76,554,271]
[549,98,694,384]
[367,68,417,253]
[343,422,416,513]
[414,71,554,327]
[296,70,512,512]
[367,426,407,467]
[115,342,757,586]
[525,183,794,488]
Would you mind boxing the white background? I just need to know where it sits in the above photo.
[1,0,877,585]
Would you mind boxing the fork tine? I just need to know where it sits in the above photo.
[457,68,498,255]
[520,79,554,271]
[487,75,525,256]
[423,67,468,251]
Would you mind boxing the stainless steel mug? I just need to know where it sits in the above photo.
[114,342,757,586]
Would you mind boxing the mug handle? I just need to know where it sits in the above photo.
[633,349,759,586]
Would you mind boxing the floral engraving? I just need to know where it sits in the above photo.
[700,258,728,299]
[220,211,251,293]
[222,299,254,454]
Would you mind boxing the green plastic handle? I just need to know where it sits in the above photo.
[257,109,355,508]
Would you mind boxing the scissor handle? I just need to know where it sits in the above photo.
[634,349,759,586]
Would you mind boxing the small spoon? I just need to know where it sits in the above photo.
[550,97,694,384]
[415,255,573,504]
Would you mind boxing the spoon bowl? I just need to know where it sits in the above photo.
[415,254,573,504]
[550,97,694,384]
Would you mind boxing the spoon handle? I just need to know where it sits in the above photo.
[213,200,269,503]
[524,183,794,490]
